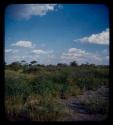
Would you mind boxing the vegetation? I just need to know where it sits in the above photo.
[5,61,109,121]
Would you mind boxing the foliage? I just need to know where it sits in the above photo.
[70,61,78,67]
[5,62,109,121]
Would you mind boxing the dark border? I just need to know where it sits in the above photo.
[0,0,112,125]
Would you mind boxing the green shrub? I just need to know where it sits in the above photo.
[5,70,33,102]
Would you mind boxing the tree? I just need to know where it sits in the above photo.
[9,61,22,71]
[26,61,38,72]
[21,60,26,64]
[89,64,95,67]
[70,61,77,67]
[30,61,37,65]
[21,60,29,72]
[80,62,90,67]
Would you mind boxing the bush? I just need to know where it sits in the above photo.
[5,70,33,102]
[6,94,69,121]
[68,85,80,96]
[5,64,109,121]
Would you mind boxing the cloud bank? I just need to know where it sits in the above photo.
[60,48,105,65]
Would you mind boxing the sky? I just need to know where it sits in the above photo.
[5,4,109,65]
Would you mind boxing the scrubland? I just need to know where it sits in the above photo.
[5,63,109,121]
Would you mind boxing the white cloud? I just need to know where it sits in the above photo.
[10,4,57,19]
[106,55,109,60]
[32,49,47,54]
[8,55,25,62]
[60,48,103,65]
[5,49,19,54]
[68,48,86,55]
[32,49,53,55]
[74,28,109,45]
[61,48,88,60]
[11,40,32,48]
[11,49,19,53]
[47,54,55,59]
[5,49,13,53]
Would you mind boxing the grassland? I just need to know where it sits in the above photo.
[5,63,109,121]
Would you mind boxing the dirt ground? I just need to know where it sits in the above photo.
[60,86,109,121]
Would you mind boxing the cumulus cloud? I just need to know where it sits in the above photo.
[74,28,109,45]
[11,40,32,48]
[8,4,57,19]
[61,48,88,60]
[7,55,26,62]
[60,48,103,65]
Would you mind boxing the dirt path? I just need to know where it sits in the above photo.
[60,86,109,121]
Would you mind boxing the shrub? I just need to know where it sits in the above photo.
[5,65,109,121]
[22,95,69,121]
[5,70,33,102]
[68,85,80,96]
[5,95,26,121]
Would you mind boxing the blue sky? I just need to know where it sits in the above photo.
[5,4,109,65]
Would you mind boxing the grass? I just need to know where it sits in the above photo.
[5,65,109,121]
[5,94,72,121]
